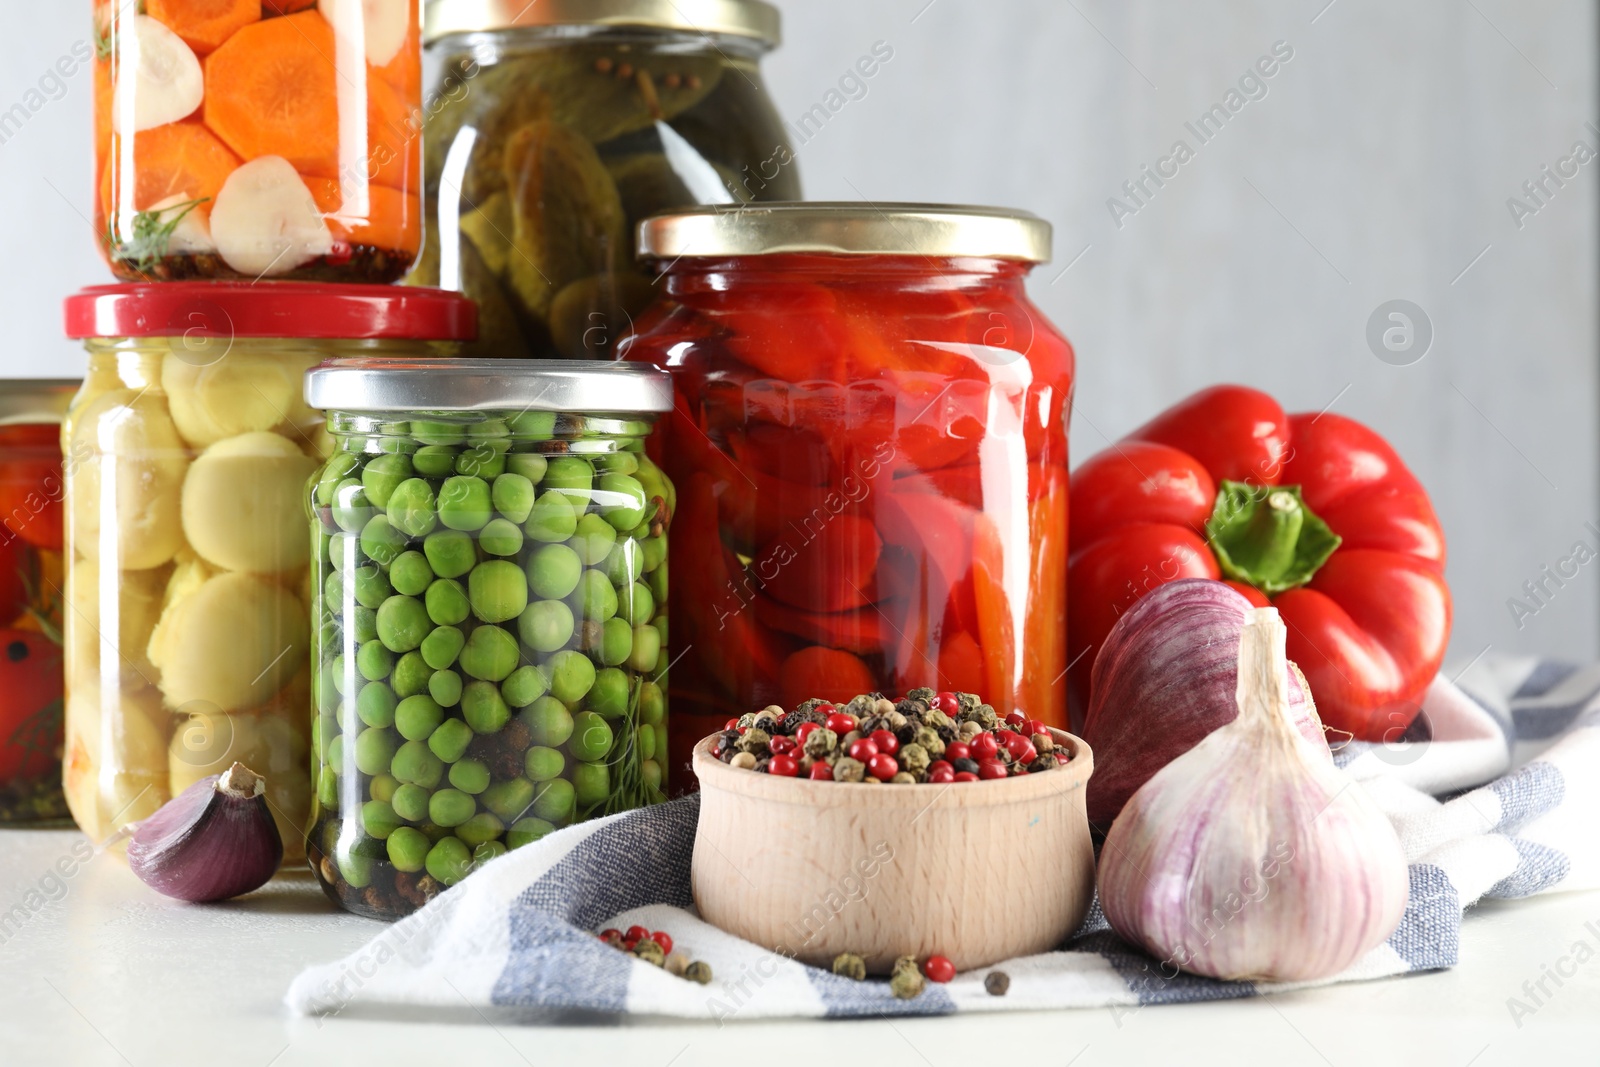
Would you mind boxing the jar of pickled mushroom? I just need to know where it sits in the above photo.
[619,203,1074,784]
[302,359,673,917]
[60,283,475,860]
[93,0,423,282]
[0,381,78,825]
[409,0,801,358]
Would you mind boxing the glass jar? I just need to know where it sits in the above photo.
[409,0,800,359]
[0,381,78,825]
[60,283,475,858]
[619,204,1075,783]
[93,0,423,282]
[302,359,673,918]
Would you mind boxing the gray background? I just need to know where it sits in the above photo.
[2,0,1594,663]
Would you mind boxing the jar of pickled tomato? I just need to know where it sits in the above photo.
[60,282,475,856]
[619,203,1074,783]
[93,0,423,282]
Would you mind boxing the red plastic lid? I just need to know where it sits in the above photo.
[64,283,478,342]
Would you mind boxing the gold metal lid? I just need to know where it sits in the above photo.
[636,202,1054,263]
[0,380,77,427]
[424,0,780,47]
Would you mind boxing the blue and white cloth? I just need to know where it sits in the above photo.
[286,655,1600,1019]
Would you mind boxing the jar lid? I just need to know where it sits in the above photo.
[637,202,1054,263]
[0,380,78,426]
[64,283,478,342]
[424,0,780,47]
[304,358,674,414]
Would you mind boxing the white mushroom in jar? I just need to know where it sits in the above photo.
[65,556,169,691]
[180,431,317,573]
[146,571,309,713]
[62,681,171,842]
[69,388,190,571]
[161,350,304,449]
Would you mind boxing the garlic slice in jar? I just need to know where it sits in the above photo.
[112,15,205,134]
[209,157,334,278]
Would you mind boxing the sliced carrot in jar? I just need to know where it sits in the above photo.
[100,122,242,225]
[262,0,317,13]
[375,17,421,98]
[146,0,261,56]
[202,11,339,178]
[971,512,1016,716]
[363,71,420,192]
[305,178,420,255]
[1021,470,1068,728]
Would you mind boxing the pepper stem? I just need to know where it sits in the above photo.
[1205,481,1342,596]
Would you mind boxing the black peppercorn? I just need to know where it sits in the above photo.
[984,971,1010,996]
[952,757,979,775]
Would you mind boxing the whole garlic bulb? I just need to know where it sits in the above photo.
[1097,607,1409,982]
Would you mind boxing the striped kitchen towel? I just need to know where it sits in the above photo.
[286,654,1600,1019]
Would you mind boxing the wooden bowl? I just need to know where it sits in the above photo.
[691,729,1095,974]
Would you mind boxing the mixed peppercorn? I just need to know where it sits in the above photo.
[599,924,712,983]
[709,688,1070,783]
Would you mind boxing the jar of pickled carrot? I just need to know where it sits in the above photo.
[619,204,1074,784]
[93,0,423,282]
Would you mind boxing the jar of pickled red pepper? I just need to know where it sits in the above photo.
[93,0,423,282]
[60,283,474,858]
[0,381,77,825]
[409,0,801,358]
[301,359,673,917]
[620,203,1074,784]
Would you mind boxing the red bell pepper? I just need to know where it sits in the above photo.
[1068,384,1450,741]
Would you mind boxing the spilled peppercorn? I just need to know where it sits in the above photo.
[829,951,957,997]
[598,924,713,983]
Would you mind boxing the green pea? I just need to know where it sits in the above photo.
[482,778,535,822]
[627,518,652,542]
[412,420,466,446]
[332,479,370,532]
[356,639,394,682]
[641,759,662,794]
[474,840,509,865]
[640,535,666,573]
[547,650,597,705]
[459,625,520,681]
[449,758,491,795]
[329,654,353,696]
[524,490,578,543]
[597,472,648,531]
[438,475,493,531]
[475,517,522,558]
[391,739,444,788]
[317,765,339,810]
[375,594,429,653]
[542,456,594,506]
[523,746,565,781]
[652,722,667,764]
[568,711,614,762]
[313,716,339,755]
[590,668,630,719]
[652,615,668,646]
[350,605,379,644]
[456,812,504,849]
[418,821,451,843]
[374,429,417,454]
[391,651,431,698]
[316,452,360,506]
[531,778,576,825]
[569,513,617,566]
[623,581,655,627]
[391,782,430,822]
[428,788,476,828]
[361,453,413,508]
[420,624,465,670]
[389,550,434,596]
[326,733,345,768]
[427,837,474,886]
[629,625,662,674]
[315,665,339,715]
[571,760,610,808]
[501,664,548,708]
[359,516,407,567]
[352,563,394,611]
[518,599,574,653]
[326,531,362,573]
[648,560,667,605]
[386,478,438,538]
[461,679,511,733]
[505,453,547,486]
[508,409,555,439]
[601,541,644,586]
[423,529,476,579]
[596,451,639,476]
[338,848,374,888]
[387,827,430,872]
[429,718,474,763]
[455,442,508,480]
[527,544,582,599]
[353,726,399,775]
[597,617,632,667]
[370,773,400,803]
[639,680,665,726]
[523,695,574,747]
[507,817,555,849]
[412,444,460,478]
[429,668,463,707]
[469,559,529,623]
[362,799,402,840]
[323,570,345,614]
[468,417,510,441]
[395,694,444,741]
[572,568,618,623]
[636,722,656,762]
[424,578,471,627]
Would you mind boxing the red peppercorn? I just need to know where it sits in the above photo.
[600,928,621,940]
[1027,719,1049,738]
[1003,732,1032,761]
[848,738,879,762]
[924,955,955,983]
[769,753,800,777]
[928,766,955,784]
[825,712,857,735]
[935,691,960,715]
[724,718,740,730]
[953,771,979,783]
[794,721,819,745]
[626,925,649,943]
[867,753,899,781]
[623,938,638,951]
[979,758,1009,780]
[815,703,836,717]
[770,736,796,755]
[869,728,899,756]
[1055,750,1072,764]
[808,761,835,780]
[928,759,953,776]
[944,741,970,763]
[1005,710,1026,727]
[651,930,673,953]
[970,734,999,761]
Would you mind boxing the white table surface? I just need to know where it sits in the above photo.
[1,827,1596,1066]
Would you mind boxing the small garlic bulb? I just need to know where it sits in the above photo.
[1097,607,1408,982]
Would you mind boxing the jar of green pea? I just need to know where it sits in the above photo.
[302,358,674,919]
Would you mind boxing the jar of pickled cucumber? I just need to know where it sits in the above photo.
[60,283,475,861]
[409,0,801,358]
[302,358,673,918]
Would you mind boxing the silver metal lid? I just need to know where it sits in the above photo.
[304,359,673,414]
[424,0,780,47]
[636,202,1053,263]
[0,380,78,426]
